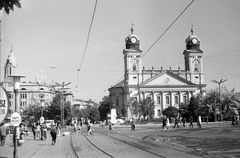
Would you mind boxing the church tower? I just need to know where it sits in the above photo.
[4,49,17,79]
[123,26,142,86]
[183,27,205,87]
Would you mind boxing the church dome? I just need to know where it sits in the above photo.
[6,51,17,67]
[185,34,200,44]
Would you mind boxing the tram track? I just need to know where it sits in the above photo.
[70,130,167,158]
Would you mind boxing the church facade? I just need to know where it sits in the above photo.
[108,28,206,119]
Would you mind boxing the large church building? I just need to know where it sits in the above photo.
[108,27,206,119]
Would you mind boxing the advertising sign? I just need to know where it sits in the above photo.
[0,87,9,123]
[40,117,45,124]
[11,112,22,126]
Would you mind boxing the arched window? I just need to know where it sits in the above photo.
[133,65,136,71]
[193,59,200,72]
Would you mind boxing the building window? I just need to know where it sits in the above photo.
[133,65,136,71]
[183,96,187,103]
[193,59,200,72]
[157,96,161,104]
[158,109,161,116]
[174,96,179,104]
[146,97,151,102]
[166,96,170,104]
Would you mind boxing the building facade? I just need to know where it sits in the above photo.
[108,27,206,119]
[1,50,73,122]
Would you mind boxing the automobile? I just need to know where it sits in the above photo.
[45,120,55,130]
[110,119,124,124]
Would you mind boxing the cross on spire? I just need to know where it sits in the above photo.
[191,24,194,35]
[131,22,134,34]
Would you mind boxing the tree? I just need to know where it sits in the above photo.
[0,0,21,14]
[221,88,240,119]
[162,106,179,119]
[89,105,100,123]
[138,99,156,121]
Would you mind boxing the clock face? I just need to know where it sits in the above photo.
[164,78,170,84]
[192,38,197,44]
[131,37,137,43]
[132,59,137,64]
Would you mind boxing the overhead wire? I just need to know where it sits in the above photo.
[75,0,98,97]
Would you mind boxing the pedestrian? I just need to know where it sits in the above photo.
[50,124,57,145]
[73,121,77,134]
[0,122,9,146]
[87,119,93,135]
[189,116,194,128]
[32,122,37,140]
[173,117,179,128]
[77,122,81,134]
[108,120,114,133]
[162,116,167,130]
[197,116,202,128]
[231,115,236,127]
[131,118,135,131]
[36,123,41,139]
[56,123,61,137]
[182,117,187,127]
[166,117,170,129]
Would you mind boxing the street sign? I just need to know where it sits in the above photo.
[0,87,9,123]
[40,117,45,124]
[11,112,22,126]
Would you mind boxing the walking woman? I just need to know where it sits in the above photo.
[50,123,57,145]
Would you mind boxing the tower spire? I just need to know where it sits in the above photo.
[131,22,134,34]
[191,24,193,35]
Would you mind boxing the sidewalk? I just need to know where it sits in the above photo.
[0,127,75,158]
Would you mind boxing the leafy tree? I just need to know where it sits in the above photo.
[98,96,110,121]
[162,106,179,118]
[138,99,155,121]
[0,0,21,14]
[222,88,240,118]
[89,106,100,123]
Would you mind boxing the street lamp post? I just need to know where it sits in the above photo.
[211,79,227,121]
[10,74,25,158]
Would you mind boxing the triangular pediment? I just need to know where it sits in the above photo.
[140,71,195,87]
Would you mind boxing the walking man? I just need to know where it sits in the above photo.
[189,116,194,128]
[0,122,9,146]
[182,117,187,127]
[173,117,179,128]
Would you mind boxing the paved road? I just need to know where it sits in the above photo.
[0,121,239,158]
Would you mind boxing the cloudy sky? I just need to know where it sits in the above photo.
[1,0,240,102]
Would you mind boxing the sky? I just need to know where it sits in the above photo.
[1,0,240,103]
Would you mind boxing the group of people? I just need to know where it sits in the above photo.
[162,115,202,130]
[32,122,61,145]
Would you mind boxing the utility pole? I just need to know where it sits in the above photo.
[211,79,227,121]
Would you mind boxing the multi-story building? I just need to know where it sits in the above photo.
[1,50,73,122]
[108,27,206,119]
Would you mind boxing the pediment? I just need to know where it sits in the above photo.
[140,71,195,87]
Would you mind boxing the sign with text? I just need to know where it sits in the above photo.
[0,87,9,123]
[40,117,44,124]
[11,112,22,126]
